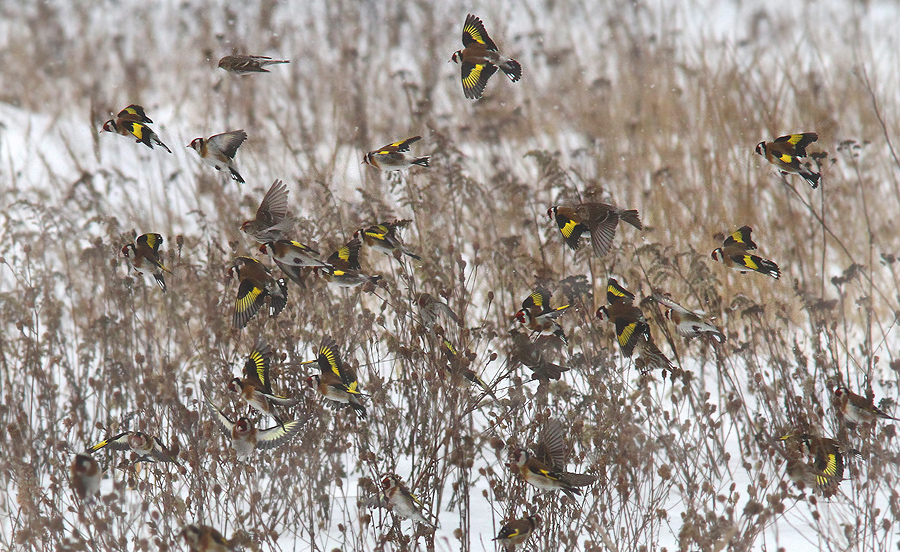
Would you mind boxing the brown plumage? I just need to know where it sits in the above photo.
[547,203,642,257]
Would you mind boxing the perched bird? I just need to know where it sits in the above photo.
[414,292,459,332]
[451,14,522,99]
[363,136,430,171]
[241,179,294,243]
[508,330,568,381]
[510,419,596,500]
[87,431,179,463]
[547,203,642,258]
[181,524,236,552]
[228,342,298,426]
[318,237,381,289]
[779,433,852,497]
[70,453,101,502]
[188,130,248,184]
[218,54,290,75]
[834,386,898,425]
[122,233,172,292]
[494,515,541,550]
[229,256,288,330]
[381,474,436,527]
[101,105,171,152]
[259,239,329,287]
[203,386,302,459]
[711,226,781,279]
[756,133,821,189]
[306,337,368,418]
[439,339,497,400]
[513,288,570,345]
[356,219,421,261]
[651,291,726,343]
[596,278,673,373]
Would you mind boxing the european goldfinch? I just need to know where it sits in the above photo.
[102,105,172,152]
[318,237,381,289]
[451,14,522,99]
[779,433,851,497]
[203,386,302,459]
[596,278,673,373]
[513,288,570,345]
[87,431,179,463]
[508,330,568,381]
[510,419,595,500]
[414,292,459,332]
[70,453,101,502]
[440,339,497,399]
[218,54,289,75]
[241,179,294,243]
[381,474,436,527]
[711,226,780,279]
[189,130,248,184]
[834,386,898,425]
[547,203,642,258]
[363,136,430,171]
[122,233,172,292]
[651,291,725,343]
[494,515,541,550]
[306,337,368,418]
[227,342,298,426]
[356,219,421,261]
[181,524,236,552]
[756,133,821,189]
[229,256,288,330]
[259,239,329,287]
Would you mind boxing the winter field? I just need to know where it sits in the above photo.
[2,0,900,550]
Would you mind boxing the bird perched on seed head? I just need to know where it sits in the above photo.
[381,474,436,527]
[652,291,725,343]
[510,418,596,500]
[451,14,522,99]
[596,278,672,373]
[306,337,368,418]
[439,339,497,400]
[228,342,298,426]
[508,330,568,381]
[181,523,237,552]
[70,453,101,502]
[217,54,290,75]
[711,226,780,279]
[241,179,294,243]
[363,136,430,171]
[203,384,302,459]
[87,431,179,463]
[513,288,570,345]
[228,256,288,330]
[494,515,541,550]
[414,292,459,333]
[259,239,329,287]
[833,386,898,425]
[756,133,821,189]
[547,203,642,257]
[317,237,381,290]
[188,130,248,184]
[122,233,172,292]
[102,105,171,152]
[356,219,421,261]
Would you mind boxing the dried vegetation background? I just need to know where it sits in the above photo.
[1,0,900,551]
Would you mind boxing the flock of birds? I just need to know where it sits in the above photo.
[62,13,897,552]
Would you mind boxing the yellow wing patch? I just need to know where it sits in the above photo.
[618,323,636,348]
[128,122,145,140]
[464,23,486,45]
[739,255,759,271]
[463,64,486,89]
[236,286,263,312]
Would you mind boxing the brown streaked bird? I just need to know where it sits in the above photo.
[218,54,290,75]
[596,278,672,373]
[188,130,248,184]
[451,14,522,99]
[317,237,381,290]
[711,226,780,279]
[229,256,288,330]
[181,523,236,552]
[439,339,497,400]
[122,233,172,292]
[70,453,101,502]
[756,133,820,189]
[494,515,541,550]
[547,203,642,258]
[356,219,421,261]
[241,179,294,243]
[381,474,436,527]
[834,386,899,425]
[510,418,596,500]
[102,105,171,152]
[652,291,726,343]
[306,337,368,418]
[513,288,570,345]
[508,330,568,381]
[203,385,302,459]
[414,292,459,332]
[363,136,430,171]
[87,431,179,464]
[228,342,299,426]
[259,239,329,287]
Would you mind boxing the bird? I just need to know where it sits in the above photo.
[833,386,898,425]
[651,291,726,343]
[318,237,381,290]
[229,256,288,330]
[259,239,329,287]
[362,136,430,171]
[356,219,421,261]
[122,233,172,292]
[450,14,522,99]
[227,341,299,426]
[70,453,101,502]
[508,330,569,381]
[756,133,821,189]
[779,433,852,497]
[381,474,436,527]
[414,292,459,333]
[218,54,290,75]
[241,179,294,243]
[596,278,673,373]
[547,203,642,258]
[510,418,596,500]
[188,130,248,184]
[203,385,302,459]
[711,226,781,279]
[306,337,368,418]
[181,523,236,552]
[87,431,179,463]
[101,105,171,152]
[494,515,541,551]
[439,339,497,400]
[513,288,570,345]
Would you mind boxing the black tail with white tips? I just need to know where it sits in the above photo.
[501,59,522,82]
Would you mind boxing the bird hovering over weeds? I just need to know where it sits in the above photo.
[651,291,726,343]
[241,179,294,243]
[710,226,780,279]
[227,341,298,427]
[509,418,596,500]
[188,130,248,184]
[102,104,171,152]
[363,136,430,171]
[218,54,290,75]
[596,278,673,374]
[756,132,821,189]
[547,202,642,258]
[228,256,288,329]
[513,287,570,345]
[122,233,171,292]
[451,14,521,99]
